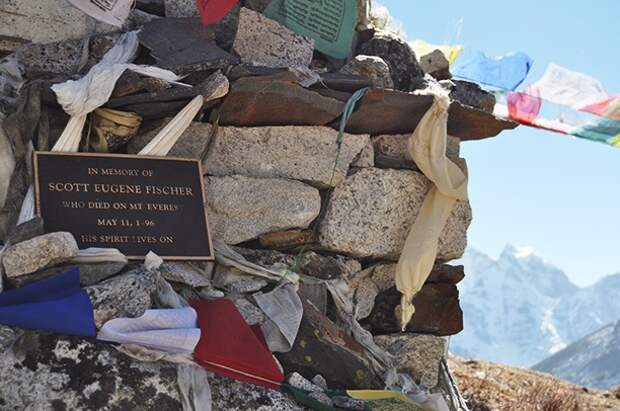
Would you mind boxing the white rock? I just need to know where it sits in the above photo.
[318,168,471,260]
[205,175,321,244]
[205,126,370,187]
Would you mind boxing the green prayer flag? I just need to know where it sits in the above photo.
[265,0,358,59]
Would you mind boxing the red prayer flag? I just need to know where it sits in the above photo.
[191,299,284,390]
[195,0,239,26]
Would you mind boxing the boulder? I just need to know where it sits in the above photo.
[356,30,423,91]
[372,134,460,170]
[364,284,463,336]
[374,333,447,388]
[0,331,302,410]
[278,302,382,389]
[219,77,344,126]
[2,232,79,278]
[205,175,321,244]
[205,126,370,187]
[233,8,314,68]
[340,55,394,89]
[318,168,471,260]
[129,121,212,160]
[85,269,156,328]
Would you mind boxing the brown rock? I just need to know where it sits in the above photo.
[343,88,517,139]
[363,284,463,336]
[419,50,451,80]
[278,302,382,389]
[220,77,344,126]
[448,101,518,140]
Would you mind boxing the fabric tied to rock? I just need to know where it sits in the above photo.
[395,86,468,331]
[452,50,532,90]
[191,298,285,390]
[0,267,96,337]
[97,307,201,354]
[253,283,303,353]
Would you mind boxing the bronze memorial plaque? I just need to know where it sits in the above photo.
[34,152,214,260]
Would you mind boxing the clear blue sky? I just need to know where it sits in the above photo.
[380,0,620,287]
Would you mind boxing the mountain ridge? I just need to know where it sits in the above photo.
[451,244,620,369]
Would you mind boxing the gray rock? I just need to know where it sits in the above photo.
[232,297,264,325]
[0,331,183,410]
[318,168,471,260]
[332,395,365,410]
[354,278,380,320]
[420,49,451,80]
[6,262,127,288]
[0,325,21,353]
[350,139,375,168]
[308,391,333,406]
[374,333,447,388]
[16,38,88,76]
[205,125,370,187]
[205,175,321,244]
[312,374,328,390]
[0,0,115,52]
[0,118,15,210]
[210,372,303,410]
[227,279,268,293]
[0,330,302,410]
[159,262,211,288]
[85,269,156,328]
[164,0,199,17]
[372,134,460,170]
[357,30,424,91]
[340,55,394,89]
[7,216,44,245]
[233,8,314,68]
[2,232,79,278]
[129,120,212,160]
[288,372,323,392]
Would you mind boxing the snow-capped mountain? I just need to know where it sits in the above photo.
[533,320,620,389]
[450,244,620,368]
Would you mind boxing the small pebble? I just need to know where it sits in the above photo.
[288,372,323,392]
[332,396,365,410]
[308,391,333,407]
[312,374,328,390]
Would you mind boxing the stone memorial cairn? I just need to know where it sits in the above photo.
[0,0,516,409]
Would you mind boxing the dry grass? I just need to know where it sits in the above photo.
[449,355,620,411]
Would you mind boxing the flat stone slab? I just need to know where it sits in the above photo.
[318,168,471,260]
[205,125,370,187]
[219,77,344,127]
[205,175,321,244]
